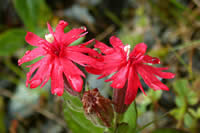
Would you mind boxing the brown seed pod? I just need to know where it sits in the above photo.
[82,88,114,127]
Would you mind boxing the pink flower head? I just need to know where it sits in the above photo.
[87,36,175,104]
[18,20,101,96]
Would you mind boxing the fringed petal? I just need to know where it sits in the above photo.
[18,47,46,65]
[61,59,84,92]
[29,56,52,88]
[67,40,100,57]
[130,43,147,58]
[61,58,85,78]
[40,63,53,88]
[62,28,87,46]
[137,65,170,91]
[85,67,102,75]
[54,20,68,43]
[67,51,102,68]
[25,32,46,46]
[141,64,175,79]
[125,66,139,105]
[94,40,114,54]
[143,55,160,64]
[51,58,64,96]
[109,36,124,49]
[67,75,83,92]
[109,63,129,89]
[97,65,119,79]
[47,22,54,34]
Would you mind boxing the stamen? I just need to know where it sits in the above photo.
[45,33,54,43]
[124,44,131,60]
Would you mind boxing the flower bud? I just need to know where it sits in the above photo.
[82,88,114,127]
[112,83,129,113]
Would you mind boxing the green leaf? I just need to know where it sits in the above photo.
[197,107,200,118]
[115,123,131,133]
[122,102,137,132]
[0,28,26,56]
[63,93,104,133]
[188,107,200,119]
[184,113,193,128]
[62,91,83,112]
[170,107,185,120]
[173,79,189,96]
[148,89,162,102]
[13,0,51,31]
[187,91,198,105]
[0,97,5,133]
[152,128,186,133]
[173,79,198,106]
[175,96,186,107]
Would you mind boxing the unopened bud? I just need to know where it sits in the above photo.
[112,83,129,113]
[82,88,114,127]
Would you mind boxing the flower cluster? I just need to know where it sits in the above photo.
[19,20,175,105]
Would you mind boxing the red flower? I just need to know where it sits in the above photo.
[18,20,100,96]
[87,36,175,104]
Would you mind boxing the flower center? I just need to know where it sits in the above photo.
[45,33,54,43]
[124,44,130,60]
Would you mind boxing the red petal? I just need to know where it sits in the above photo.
[97,64,119,79]
[67,75,83,92]
[30,79,42,88]
[51,59,64,96]
[67,51,102,68]
[137,65,169,91]
[103,51,124,64]
[94,40,114,54]
[143,55,160,64]
[85,67,102,75]
[18,47,46,65]
[67,40,100,57]
[109,36,124,49]
[47,22,54,34]
[40,63,53,88]
[109,64,129,89]
[78,39,95,47]
[55,20,68,42]
[25,32,45,46]
[26,59,43,87]
[125,66,139,105]
[130,43,147,58]
[29,56,52,88]
[61,58,85,78]
[62,28,86,46]
[141,64,175,79]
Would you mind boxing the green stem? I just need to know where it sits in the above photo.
[133,101,138,129]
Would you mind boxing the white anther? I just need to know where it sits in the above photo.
[45,34,54,43]
[124,44,131,60]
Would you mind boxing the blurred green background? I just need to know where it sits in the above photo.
[0,0,200,133]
